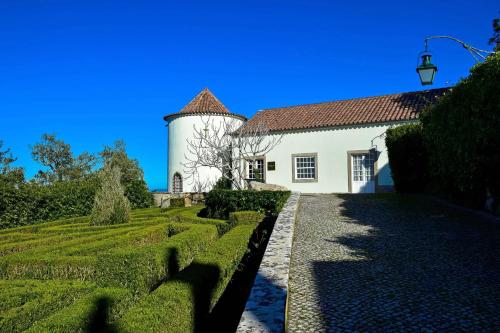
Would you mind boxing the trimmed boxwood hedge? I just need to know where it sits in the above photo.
[204,190,291,219]
[0,205,272,331]
[95,224,219,291]
[0,224,218,293]
[116,224,259,333]
[24,287,134,333]
[228,210,265,226]
[0,280,95,332]
[385,123,428,193]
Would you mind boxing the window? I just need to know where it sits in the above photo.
[247,159,264,180]
[292,153,318,182]
[352,153,374,182]
[172,172,183,193]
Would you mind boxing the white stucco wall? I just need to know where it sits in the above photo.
[167,114,244,192]
[257,122,410,193]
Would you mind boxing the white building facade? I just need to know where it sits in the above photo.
[164,88,246,193]
[251,124,398,193]
[165,87,446,194]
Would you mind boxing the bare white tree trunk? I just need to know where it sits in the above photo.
[183,116,282,190]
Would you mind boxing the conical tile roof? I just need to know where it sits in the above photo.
[179,88,230,114]
[164,88,246,122]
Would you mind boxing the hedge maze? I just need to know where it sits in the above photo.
[0,206,264,332]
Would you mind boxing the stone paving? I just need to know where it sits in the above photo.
[288,194,500,332]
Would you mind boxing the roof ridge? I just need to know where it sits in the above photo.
[261,87,449,111]
[178,87,230,114]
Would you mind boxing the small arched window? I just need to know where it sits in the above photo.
[172,172,183,193]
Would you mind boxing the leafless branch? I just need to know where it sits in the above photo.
[183,116,282,190]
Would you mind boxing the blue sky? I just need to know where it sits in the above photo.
[0,1,498,190]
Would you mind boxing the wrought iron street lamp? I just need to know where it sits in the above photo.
[416,53,437,85]
[416,35,494,86]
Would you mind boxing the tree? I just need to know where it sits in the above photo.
[184,116,282,190]
[0,141,24,184]
[489,18,500,51]
[90,165,130,225]
[31,133,96,183]
[100,140,143,184]
[99,140,153,208]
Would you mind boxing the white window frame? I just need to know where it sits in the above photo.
[352,153,375,182]
[247,158,265,181]
[292,153,318,183]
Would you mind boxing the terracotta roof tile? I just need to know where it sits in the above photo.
[244,88,448,132]
[164,88,247,122]
[178,87,230,114]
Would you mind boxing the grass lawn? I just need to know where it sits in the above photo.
[0,206,262,332]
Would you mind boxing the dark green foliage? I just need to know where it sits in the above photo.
[228,210,265,226]
[0,280,96,332]
[116,224,257,333]
[91,166,130,226]
[0,206,257,331]
[31,133,97,184]
[125,179,154,209]
[385,124,428,193]
[0,178,98,230]
[169,206,232,236]
[205,190,291,219]
[0,141,24,185]
[489,18,500,50]
[25,287,133,333]
[101,141,154,209]
[169,198,185,208]
[420,52,500,207]
[213,177,232,190]
[95,224,218,292]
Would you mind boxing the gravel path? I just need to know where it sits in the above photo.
[287,194,500,332]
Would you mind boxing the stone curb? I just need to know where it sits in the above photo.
[236,192,301,333]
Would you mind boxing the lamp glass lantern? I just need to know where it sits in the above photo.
[416,53,438,85]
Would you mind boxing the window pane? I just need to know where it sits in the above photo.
[295,156,316,179]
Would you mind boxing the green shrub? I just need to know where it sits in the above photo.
[169,198,185,208]
[95,224,218,292]
[168,206,231,235]
[385,123,428,193]
[228,210,265,226]
[213,177,232,190]
[0,224,216,292]
[205,190,291,219]
[116,224,257,333]
[125,179,154,209]
[420,52,500,207]
[90,166,130,226]
[0,280,95,332]
[0,178,98,230]
[24,287,133,333]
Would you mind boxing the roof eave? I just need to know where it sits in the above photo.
[163,112,247,123]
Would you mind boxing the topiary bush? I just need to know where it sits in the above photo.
[90,166,130,226]
[204,190,291,219]
[228,211,265,226]
[385,123,428,193]
[213,177,232,190]
[420,52,500,208]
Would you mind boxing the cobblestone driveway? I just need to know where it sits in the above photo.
[288,194,500,332]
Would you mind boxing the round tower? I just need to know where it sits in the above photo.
[164,88,247,193]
